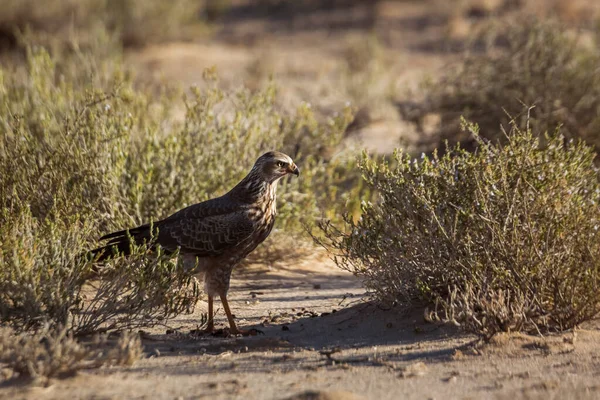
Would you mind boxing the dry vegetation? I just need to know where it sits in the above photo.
[316,4,600,341]
[0,2,369,381]
[0,38,364,326]
[2,0,600,388]
[404,18,600,153]
[0,324,142,383]
[321,118,600,340]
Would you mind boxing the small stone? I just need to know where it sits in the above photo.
[399,361,428,378]
[282,390,365,400]
[443,376,457,383]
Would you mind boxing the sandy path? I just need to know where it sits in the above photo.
[3,255,600,400]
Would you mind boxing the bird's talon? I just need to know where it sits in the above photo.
[190,326,215,336]
[210,328,229,337]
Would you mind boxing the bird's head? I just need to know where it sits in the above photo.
[254,151,299,183]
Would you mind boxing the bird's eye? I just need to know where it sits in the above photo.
[277,161,286,168]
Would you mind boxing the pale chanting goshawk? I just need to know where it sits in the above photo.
[93,151,300,335]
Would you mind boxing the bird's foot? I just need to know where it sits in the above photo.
[189,325,215,336]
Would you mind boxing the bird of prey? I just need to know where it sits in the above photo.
[93,151,300,335]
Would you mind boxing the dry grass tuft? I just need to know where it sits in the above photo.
[0,325,142,383]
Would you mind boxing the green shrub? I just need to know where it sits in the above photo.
[0,206,200,335]
[0,39,364,333]
[321,118,600,340]
[404,19,600,153]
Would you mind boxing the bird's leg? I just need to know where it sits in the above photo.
[191,295,214,335]
[205,295,214,333]
[219,293,240,334]
[219,293,261,336]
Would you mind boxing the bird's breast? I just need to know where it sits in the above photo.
[247,197,276,240]
[250,200,276,228]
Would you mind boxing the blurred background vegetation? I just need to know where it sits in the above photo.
[1,0,600,365]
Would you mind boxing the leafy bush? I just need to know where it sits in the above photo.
[321,118,600,340]
[403,19,600,153]
[0,324,142,382]
[0,37,363,334]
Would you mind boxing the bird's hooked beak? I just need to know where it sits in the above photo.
[288,163,300,176]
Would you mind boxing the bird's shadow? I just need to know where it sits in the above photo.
[134,300,473,377]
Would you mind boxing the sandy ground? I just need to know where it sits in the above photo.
[3,1,600,399]
[3,254,600,400]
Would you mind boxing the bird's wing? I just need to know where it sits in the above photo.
[156,199,256,257]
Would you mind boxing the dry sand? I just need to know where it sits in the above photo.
[3,255,600,400]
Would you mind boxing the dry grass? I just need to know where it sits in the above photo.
[0,324,142,383]
[403,18,600,155]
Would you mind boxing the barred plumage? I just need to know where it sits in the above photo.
[92,151,299,335]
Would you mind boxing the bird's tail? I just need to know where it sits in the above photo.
[89,223,155,261]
